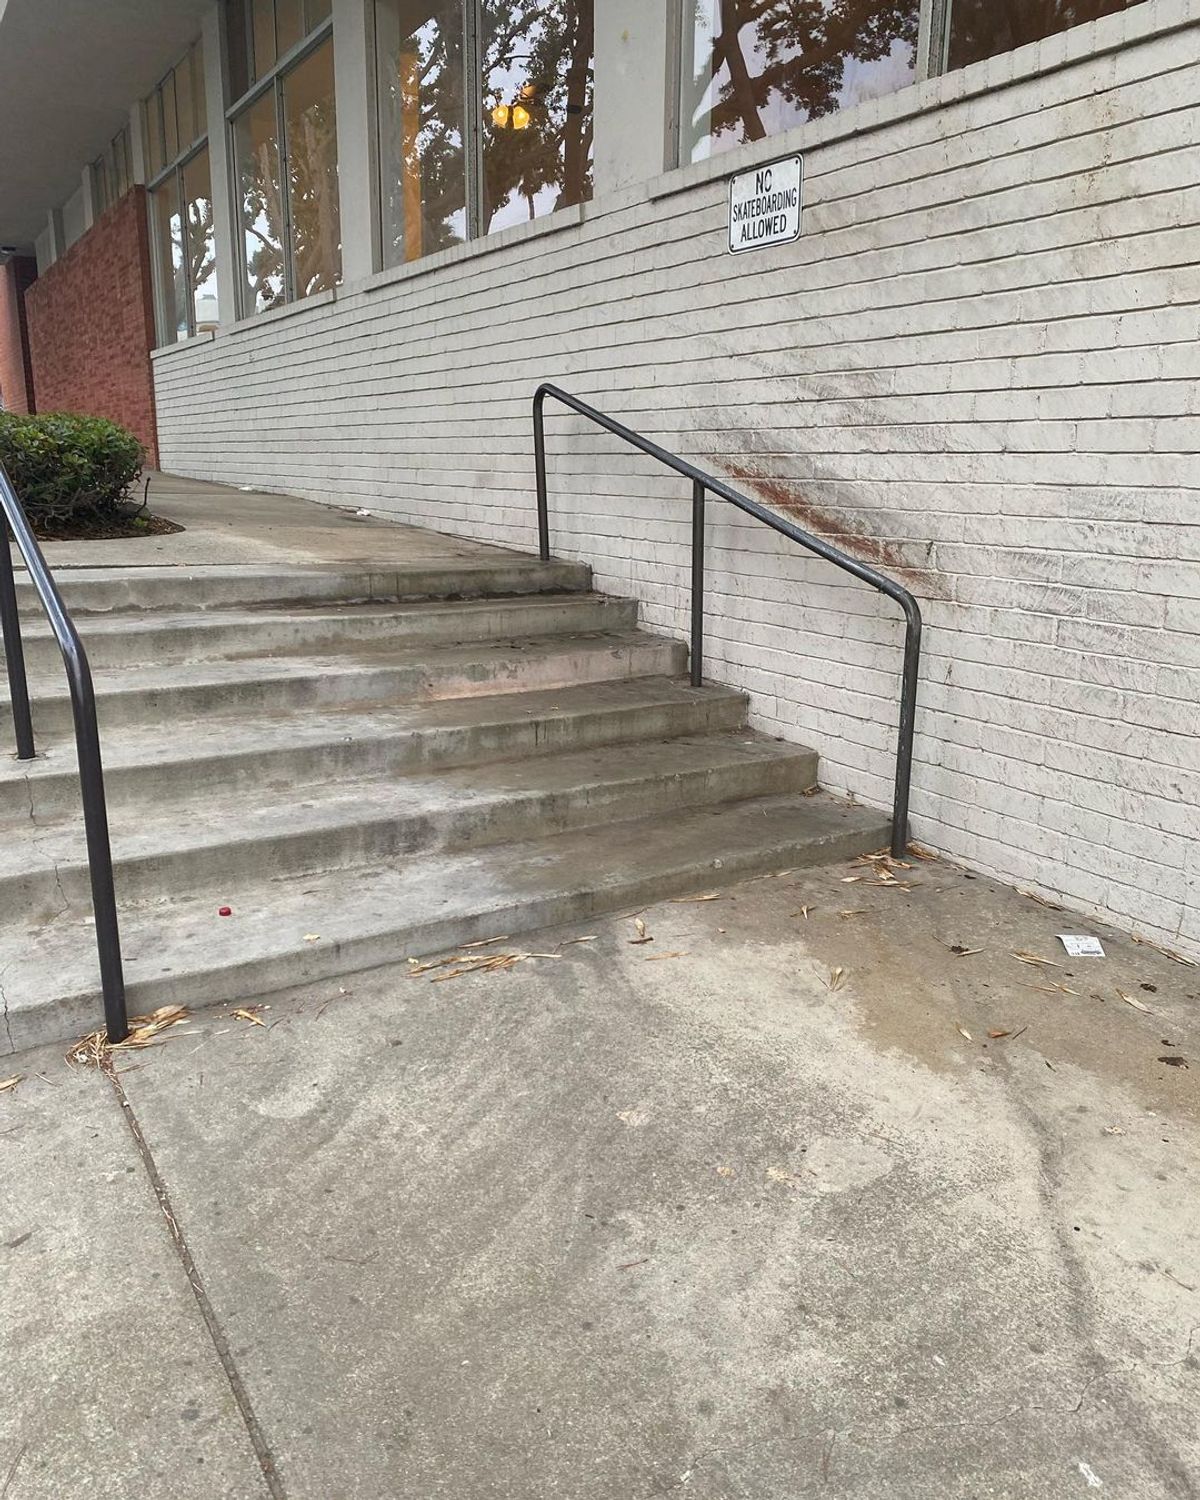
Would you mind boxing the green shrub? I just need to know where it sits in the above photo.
[0,411,143,527]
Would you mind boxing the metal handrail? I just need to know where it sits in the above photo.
[0,463,128,1042]
[532,383,923,859]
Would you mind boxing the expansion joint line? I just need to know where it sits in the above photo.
[102,1058,287,1500]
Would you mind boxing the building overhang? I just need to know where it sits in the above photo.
[0,0,212,250]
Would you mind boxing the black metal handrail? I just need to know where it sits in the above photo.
[533,383,923,859]
[0,463,128,1042]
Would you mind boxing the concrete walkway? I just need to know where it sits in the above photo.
[23,471,534,571]
[2,854,1197,1499]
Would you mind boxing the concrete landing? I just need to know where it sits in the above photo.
[1,854,1197,1499]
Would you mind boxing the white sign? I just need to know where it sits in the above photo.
[728,156,803,254]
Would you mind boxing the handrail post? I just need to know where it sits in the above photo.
[71,672,128,1043]
[690,479,705,688]
[0,520,35,760]
[533,389,550,562]
[889,604,922,860]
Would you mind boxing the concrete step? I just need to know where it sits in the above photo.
[0,677,748,823]
[0,630,687,738]
[7,592,637,673]
[9,559,591,615]
[0,733,818,921]
[0,792,889,1052]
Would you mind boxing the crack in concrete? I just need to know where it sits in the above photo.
[103,1060,287,1500]
[0,972,13,1055]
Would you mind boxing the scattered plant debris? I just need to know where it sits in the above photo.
[67,1005,190,1067]
[645,951,686,962]
[628,917,654,946]
[407,949,563,982]
[1013,950,1061,968]
[824,966,846,992]
[946,943,983,957]
[671,893,722,904]
[1132,934,1196,967]
[956,1023,973,1041]
[0,1075,22,1094]
[1118,990,1154,1015]
[230,1007,266,1027]
[1019,889,1064,911]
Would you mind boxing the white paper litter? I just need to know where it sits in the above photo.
[1058,934,1105,958]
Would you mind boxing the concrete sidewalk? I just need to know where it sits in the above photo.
[1,851,1197,1498]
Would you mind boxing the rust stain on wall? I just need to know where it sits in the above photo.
[717,459,944,599]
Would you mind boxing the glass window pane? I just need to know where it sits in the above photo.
[183,146,220,332]
[152,180,188,343]
[115,130,131,196]
[946,0,1145,71]
[145,95,165,179]
[228,0,253,98]
[234,92,287,312]
[93,159,109,216]
[162,71,180,162]
[277,0,304,55]
[481,0,594,234]
[175,51,195,149]
[376,0,467,267]
[681,0,920,165]
[307,0,332,27]
[283,38,341,297]
[252,0,277,80]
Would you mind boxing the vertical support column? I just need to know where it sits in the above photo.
[593,0,674,197]
[332,0,379,285]
[202,3,241,326]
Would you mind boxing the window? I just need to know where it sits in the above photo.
[374,0,594,270]
[229,1,340,314]
[944,0,1148,71]
[146,40,218,343]
[681,1,921,164]
[679,0,1151,164]
[91,126,132,218]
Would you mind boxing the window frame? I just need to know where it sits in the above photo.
[226,11,337,315]
[145,40,214,345]
[371,0,596,272]
[671,0,1139,167]
[91,125,133,219]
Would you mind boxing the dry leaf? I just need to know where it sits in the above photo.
[956,1023,973,1041]
[825,967,846,992]
[459,935,511,949]
[628,917,654,946]
[0,1075,21,1093]
[841,875,864,884]
[946,944,984,957]
[231,1007,266,1027]
[715,1165,735,1178]
[67,1005,191,1067]
[1118,990,1154,1015]
[1131,934,1196,967]
[1018,889,1064,911]
[839,908,868,919]
[566,935,598,944]
[907,844,939,861]
[645,951,686,962]
[302,933,321,943]
[987,1029,1012,1039]
[671,894,721,904]
[794,906,811,920]
[1013,951,1061,968]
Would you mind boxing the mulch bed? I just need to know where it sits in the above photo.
[32,512,185,542]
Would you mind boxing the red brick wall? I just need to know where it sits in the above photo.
[0,256,37,415]
[24,189,159,466]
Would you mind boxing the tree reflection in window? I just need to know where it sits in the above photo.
[481,0,594,232]
[682,0,920,164]
[946,0,1145,71]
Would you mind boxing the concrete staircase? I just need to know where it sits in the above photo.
[0,556,889,1051]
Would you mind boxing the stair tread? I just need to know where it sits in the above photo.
[2,628,673,702]
[0,792,888,1029]
[0,677,737,788]
[0,731,814,875]
[7,591,618,641]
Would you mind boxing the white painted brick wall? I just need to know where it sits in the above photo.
[154,6,1200,959]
